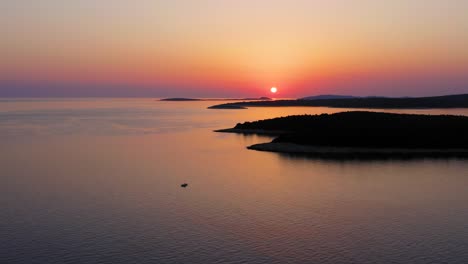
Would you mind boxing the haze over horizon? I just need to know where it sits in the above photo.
[2,1,468,98]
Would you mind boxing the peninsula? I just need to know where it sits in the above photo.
[161,97,271,102]
[208,94,468,109]
[216,111,468,158]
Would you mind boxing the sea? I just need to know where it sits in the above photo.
[1,98,468,264]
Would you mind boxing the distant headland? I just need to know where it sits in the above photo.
[300,94,357,100]
[208,94,468,109]
[216,111,468,158]
[160,98,203,101]
[161,97,271,102]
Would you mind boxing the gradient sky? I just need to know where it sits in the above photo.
[1,0,468,97]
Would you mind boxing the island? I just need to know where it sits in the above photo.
[208,94,468,109]
[216,111,468,158]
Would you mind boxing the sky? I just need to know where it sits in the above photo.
[1,0,468,98]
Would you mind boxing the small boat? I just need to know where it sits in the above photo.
[181,183,188,188]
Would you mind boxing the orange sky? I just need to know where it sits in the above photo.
[1,1,468,97]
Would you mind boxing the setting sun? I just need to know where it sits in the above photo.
[270,87,278,93]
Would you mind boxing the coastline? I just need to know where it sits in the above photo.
[214,128,287,135]
[216,111,468,158]
[208,94,468,109]
[208,105,247,109]
[248,142,468,158]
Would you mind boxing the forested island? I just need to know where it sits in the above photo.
[208,94,468,109]
[216,111,468,158]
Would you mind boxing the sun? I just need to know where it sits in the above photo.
[270,87,278,93]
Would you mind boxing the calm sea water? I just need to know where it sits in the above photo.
[1,98,468,264]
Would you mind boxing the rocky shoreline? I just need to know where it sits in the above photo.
[214,128,286,135]
[215,111,468,158]
[248,142,468,158]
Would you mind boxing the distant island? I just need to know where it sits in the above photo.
[161,97,271,102]
[208,94,468,109]
[216,111,468,158]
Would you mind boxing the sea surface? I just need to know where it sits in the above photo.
[1,98,468,264]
